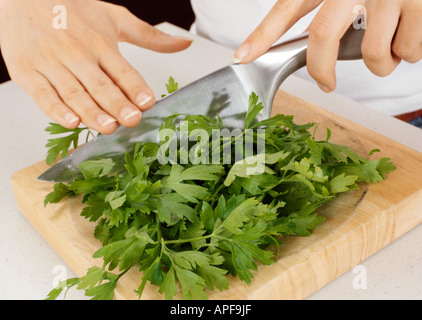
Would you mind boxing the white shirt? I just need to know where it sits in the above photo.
[190,0,422,117]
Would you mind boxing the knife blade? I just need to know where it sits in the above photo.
[38,25,364,183]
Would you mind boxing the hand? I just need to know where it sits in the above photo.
[0,0,192,134]
[233,0,422,93]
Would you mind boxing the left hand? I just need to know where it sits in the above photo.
[233,0,422,93]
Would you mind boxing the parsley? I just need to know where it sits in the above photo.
[44,123,97,165]
[161,76,178,98]
[45,77,395,300]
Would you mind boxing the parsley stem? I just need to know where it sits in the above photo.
[163,231,231,246]
[117,266,131,280]
[163,234,213,245]
[210,183,225,205]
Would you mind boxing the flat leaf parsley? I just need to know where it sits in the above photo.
[45,78,395,300]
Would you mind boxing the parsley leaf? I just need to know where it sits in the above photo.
[161,76,179,98]
[44,123,97,165]
[44,78,396,300]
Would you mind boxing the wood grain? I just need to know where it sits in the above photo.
[11,90,422,300]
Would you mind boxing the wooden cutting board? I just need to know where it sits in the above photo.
[11,90,422,300]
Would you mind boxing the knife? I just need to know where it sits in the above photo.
[38,24,364,183]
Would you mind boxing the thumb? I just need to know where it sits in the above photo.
[234,0,322,64]
[116,8,193,53]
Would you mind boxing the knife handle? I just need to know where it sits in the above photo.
[255,17,365,99]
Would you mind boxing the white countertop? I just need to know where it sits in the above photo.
[0,23,421,300]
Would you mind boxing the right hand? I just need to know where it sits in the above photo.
[234,0,422,94]
[0,0,192,134]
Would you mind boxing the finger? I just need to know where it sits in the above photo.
[361,0,402,76]
[392,1,422,63]
[65,59,143,129]
[307,0,363,92]
[41,64,120,135]
[115,7,193,53]
[99,50,155,111]
[14,69,81,129]
[233,0,323,64]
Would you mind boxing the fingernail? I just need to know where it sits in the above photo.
[64,112,79,124]
[172,35,194,42]
[98,114,117,127]
[121,106,141,121]
[233,43,250,63]
[136,92,152,107]
[318,83,331,93]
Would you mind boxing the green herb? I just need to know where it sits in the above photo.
[161,76,178,98]
[44,123,97,165]
[45,77,395,300]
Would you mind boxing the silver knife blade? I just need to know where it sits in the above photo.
[37,26,364,183]
[37,65,251,183]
